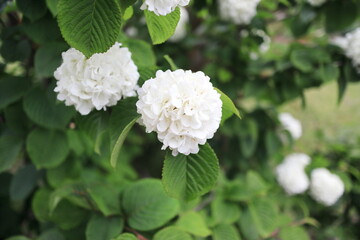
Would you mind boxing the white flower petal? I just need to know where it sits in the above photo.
[136,69,222,156]
[218,0,260,25]
[275,153,311,195]
[310,168,345,206]
[141,0,190,16]
[279,112,302,140]
[54,42,139,115]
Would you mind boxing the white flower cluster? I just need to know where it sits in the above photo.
[331,28,360,72]
[307,0,327,7]
[310,168,345,206]
[136,70,222,156]
[279,112,302,140]
[141,0,190,16]
[218,0,260,25]
[275,153,311,195]
[54,43,139,115]
[169,7,189,42]
[276,154,345,206]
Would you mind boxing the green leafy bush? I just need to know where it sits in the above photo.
[0,0,360,239]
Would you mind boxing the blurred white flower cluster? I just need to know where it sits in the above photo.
[141,0,190,16]
[310,168,345,206]
[276,153,311,195]
[54,43,139,115]
[331,28,360,73]
[169,7,189,42]
[136,69,222,156]
[276,154,345,206]
[279,112,302,140]
[218,0,260,25]
[307,0,327,7]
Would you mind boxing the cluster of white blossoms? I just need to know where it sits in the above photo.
[331,28,360,72]
[136,70,222,156]
[54,43,139,115]
[169,7,189,42]
[276,154,345,206]
[275,153,311,195]
[310,168,345,206]
[218,0,260,25]
[141,0,190,16]
[279,112,302,140]
[307,0,327,7]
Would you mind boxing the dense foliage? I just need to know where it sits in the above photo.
[0,0,360,239]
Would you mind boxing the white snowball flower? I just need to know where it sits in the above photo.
[218,0,260,25]
[279,112,302,140]
[54,42,139,115]
[169,7,189,42]
[141,0,190,16]
[310,168,345,206]
[307,0,327,7]
[331,28,360,72]
[275,153,311,195]
[136,69,222,156]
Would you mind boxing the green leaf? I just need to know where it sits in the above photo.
[32,188,51,222]
[290,49,313,73]
[279,226,310,240]
[144,8,180,45]
[289,5,316,38]
[238,208,260,240]
[124,39,156,67]
[87,184,121,216]
[325,1,358,33]
[46,0,59,16]
[49,183,91,213]
[122,179,179,231]
[154,227,192,240]
[0,133,23,173]
[212,224,241,240]
[265,130,282,158]
[109,97,139,168]
[138,66,156,86]
[38,229,65,240]
[0,76,29,110]
[27,128,70,169]
[320,64,339,83]
[10,164,38,201]
[249,198,279,238]
[76,111,109,153]
[118,0,136,13]
[17,0,47,21]
[110,117,138,168]
[177,211,211,237]
[211,197,241,225]
[0,39,31,62]
[5,237,30,240]
[86,214,123,240]
[34,42,68,78]
[22,17,62,44]
[23,87,75,129]
[162,143,219,201]
[215,88,241,124]
[57,0,122,57]
[224,171,268,202]
[51,199,88,230]
[4,103,30,134]
[46,158,81,188]
[239,120,258,158]
[112,233,137,240]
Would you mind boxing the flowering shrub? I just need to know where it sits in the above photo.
[0,0,360,239]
